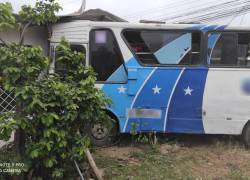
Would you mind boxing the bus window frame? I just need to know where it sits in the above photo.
[89,28,128,84]
[121,28,206,67]
[52,43,87,74]
[206,29,250,68]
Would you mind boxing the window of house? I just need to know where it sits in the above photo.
[208,32,250,66]
[89,29,127,82]
[55,44,86,76]
[123,30,201,65]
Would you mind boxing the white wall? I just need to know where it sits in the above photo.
[0,26,49,55]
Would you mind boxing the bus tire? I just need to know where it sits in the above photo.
[242,122,250,148]
[83,115,119,147]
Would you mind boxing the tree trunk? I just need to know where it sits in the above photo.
[86,149,103,180]
[14,129,25,155]
[13,104,25,180]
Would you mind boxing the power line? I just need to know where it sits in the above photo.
[198,7,250,23]
[142,0,228,21]
[158,0,248,21]
[126,0,229,21]
[174,1,250,23]
[148,0,231,21]
[124,0,250,24]
[193,1,250,22]
[122,0,198,19]
[122,0,190,18]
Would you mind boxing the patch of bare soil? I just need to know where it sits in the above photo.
[95,146,142,165]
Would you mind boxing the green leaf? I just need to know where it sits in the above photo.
[30,149,39,158]
[45,157,57,168]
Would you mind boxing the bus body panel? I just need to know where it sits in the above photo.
[203,68,250,135]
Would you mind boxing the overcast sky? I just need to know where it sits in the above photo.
[0,0,249,25]
[0,0,170,18]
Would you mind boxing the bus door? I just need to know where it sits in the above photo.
[203,32,250,135]
[123,30,207,133]
[89,29,129,132]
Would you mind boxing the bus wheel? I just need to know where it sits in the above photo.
[242,122,250,148]
[84,117,119,147]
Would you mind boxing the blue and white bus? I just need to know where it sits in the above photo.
[51,21,250,146]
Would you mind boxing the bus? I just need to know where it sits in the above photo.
[51,21,250,146]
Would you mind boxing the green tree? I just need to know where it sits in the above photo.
[0,0,61,157]
[0,2,16,34]
[0,1,111,179]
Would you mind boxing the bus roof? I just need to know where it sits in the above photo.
[51,20,250,43]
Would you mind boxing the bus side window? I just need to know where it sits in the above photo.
[209,32,250,67]
[89,29,127,82]
[238,33,250,66]
[208,32,250,67]
[55,44,86,76]
[123,30,201,66]
[210,32,237,66]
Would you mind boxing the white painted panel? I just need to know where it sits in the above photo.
[95,84,104,89]
[112,28,134,63]
[203,68,250,135]
[52,23,90,43]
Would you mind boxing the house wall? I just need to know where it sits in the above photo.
[0,26,49,55]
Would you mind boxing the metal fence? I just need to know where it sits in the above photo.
[0,87,16,113]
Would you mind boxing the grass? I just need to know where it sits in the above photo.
[94,135,250,180]
[1,135,250,179]
[96,146,195,180]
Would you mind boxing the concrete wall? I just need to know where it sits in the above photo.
[0,26,49,55]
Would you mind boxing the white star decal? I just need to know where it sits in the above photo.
[184,86,193,96]
[118,85,127,94]
[152,85,161,94]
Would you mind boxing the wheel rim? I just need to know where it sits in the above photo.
[90,122,109,140]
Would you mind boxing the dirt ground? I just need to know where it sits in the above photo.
[94,134,250,180]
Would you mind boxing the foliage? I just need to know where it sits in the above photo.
[0,44,48,89]
[0,0,61,45]
[0,38,111,178]
[0,1,111,178]
[0,2,16,30]
[130,123,156,144]
[18,0,61,26]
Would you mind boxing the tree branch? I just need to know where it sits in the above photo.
[86,148,104,180]
[0,37,7,46]
[19,21,32,45]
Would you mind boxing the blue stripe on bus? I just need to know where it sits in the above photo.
[125,68,182,132]
[166,68,208,133]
